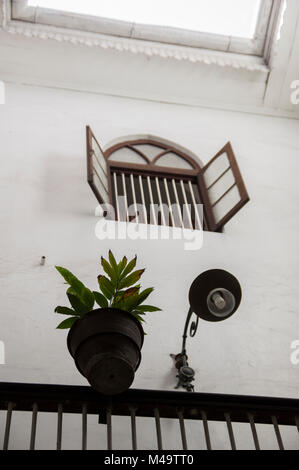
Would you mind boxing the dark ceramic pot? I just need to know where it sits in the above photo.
[67,308,144,395]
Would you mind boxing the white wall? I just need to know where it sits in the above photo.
[0,82,299,449]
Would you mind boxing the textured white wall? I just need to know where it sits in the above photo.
[0,83,298,449]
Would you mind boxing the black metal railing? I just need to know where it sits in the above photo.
[0,382,299,450]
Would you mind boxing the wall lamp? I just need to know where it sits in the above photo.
[171,269,242,392]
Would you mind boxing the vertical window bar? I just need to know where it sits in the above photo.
[295,416,299,433]
[155,177,166,226]
[130,174,139,223]
[177,410,188,450]
[224,413,236,450]
[271,416,284,450]
[201,411,212,450]
[171,179,184,228]
[113,172,120,221]
[163,178,175,227]
[147,176,157,225]
[29,403,38,450]
[56,404,63,451]
[188,180,202,230]
[138,175,147,224]
[130,407,137,450]
[82,403,87,450]
[180,180,193,229]
[3,402,13,451]
[107,408,112,450]
[154,408,163,450]
[247,413,260,450]
[121,173,129,222]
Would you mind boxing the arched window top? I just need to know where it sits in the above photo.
[104,135,202,172]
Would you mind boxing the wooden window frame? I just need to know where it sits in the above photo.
[87,127,250,232]
[86,126,111,205]
[200,142,250,232]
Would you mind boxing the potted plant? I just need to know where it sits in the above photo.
[54,251,161,395]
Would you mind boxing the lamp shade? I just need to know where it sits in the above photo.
[188,269,242,322]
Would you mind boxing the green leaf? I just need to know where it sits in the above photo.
[135,305,162,313]
[118,269,145,290]
[98,275,114,300]
[108,250,118,272]
[113,285,147,312]
[55,266,94,310]
[117,256,128,276]
[121,293,140,313]
[93,291,109,308]
[131,312,146,323]
[120,256,137,280]
[54,306,79,316]
[67,288,90,315]
[56,317,78,329]
[115,286,140,302]
[136,287,154,306]
[101,257,117,286]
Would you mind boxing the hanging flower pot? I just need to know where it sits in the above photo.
[54,251,160,395]
[67,308,144,395]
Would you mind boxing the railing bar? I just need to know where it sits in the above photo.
[163,178,175,227]
[91,146,108,177]
[56,404,63,451]
[206,166,231,190]
[121,173,129,222]
[3,402,13,451]
[155,177,166,226]
[138,175,147,224]
[147,176,157,225]
[211,182,237,208]
[130,174,139,224]
[107,408,112,450]
[177,410,188,450]
[224,413,236,450]
[271,415,284,450]
[82,403,87,450]
[188,180,202,231]
[29,403,38,451]
[113,172,120,222]
[130,408,137,450]
[171,179,184,228]
[247,413,260,450]
[201,411,212,450]
[180,180,193,229]
[154,408,163,450]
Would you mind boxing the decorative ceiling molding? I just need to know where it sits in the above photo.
[0,0,269,73]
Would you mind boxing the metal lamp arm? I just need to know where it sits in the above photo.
[182,308,199,354]
[171,308,199,392]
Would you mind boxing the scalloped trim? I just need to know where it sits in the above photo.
[1,0,269,72]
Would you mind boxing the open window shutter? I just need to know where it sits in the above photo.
[86,126,110,204]
[198,142,250,232]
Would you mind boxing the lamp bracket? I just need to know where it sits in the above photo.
[170,308,198,392]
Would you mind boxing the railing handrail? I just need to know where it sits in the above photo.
[0,382,298,426]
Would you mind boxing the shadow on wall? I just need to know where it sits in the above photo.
[41,153,93,216]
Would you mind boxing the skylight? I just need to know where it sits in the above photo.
[28,0,262,39]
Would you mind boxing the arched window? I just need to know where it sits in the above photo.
[87,127,249,232]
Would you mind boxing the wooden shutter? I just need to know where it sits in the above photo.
[86,126,110,204]
[198,142,250,232]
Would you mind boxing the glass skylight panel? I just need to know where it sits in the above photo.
[28,0,262,39]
